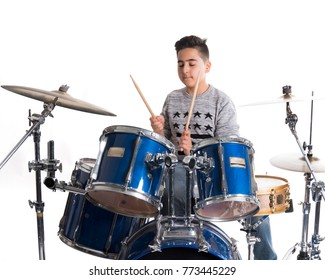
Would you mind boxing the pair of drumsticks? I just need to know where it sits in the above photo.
[130,72,201,131]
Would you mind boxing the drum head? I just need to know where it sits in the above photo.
[86,186,160,218]
[193,137,253,151]
[195,195,260,222]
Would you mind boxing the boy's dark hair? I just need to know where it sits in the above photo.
[175,35,209,61]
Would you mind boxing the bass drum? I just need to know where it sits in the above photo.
[119,217,241,260]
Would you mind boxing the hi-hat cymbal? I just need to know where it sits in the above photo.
[270,153,325,173]
[1,85,116,116]
[240,93,325,107]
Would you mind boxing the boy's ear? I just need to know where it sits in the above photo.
[205,60,211,73]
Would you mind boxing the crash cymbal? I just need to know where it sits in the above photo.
[270,153,325,173]
[240,93,325,107]
[1,85,116,116]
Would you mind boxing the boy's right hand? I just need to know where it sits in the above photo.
[150,115,165,136]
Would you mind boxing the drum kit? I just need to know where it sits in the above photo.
[0,84,324,260]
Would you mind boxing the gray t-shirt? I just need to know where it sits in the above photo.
[161,84,240,149]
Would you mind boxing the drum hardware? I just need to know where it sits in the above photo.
[164,154,178,219]
[274,85,324,260]
[0,83,116,260]
[125,134,142,187]
[150,217,210,253]
[42,146,92,195]
[194,152,215,175]
[239,216,268,260]
[42,140,63,190]
[49,180,87,195]
[0,99,58,260]
[183,155,198,219]
[311,180,325,259]
[145,152,169,198]
[147,216,208,253]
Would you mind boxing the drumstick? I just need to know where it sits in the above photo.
[185,70,201,130]
[130,75,155,117]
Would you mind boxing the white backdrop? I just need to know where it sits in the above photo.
[1,0,325,278]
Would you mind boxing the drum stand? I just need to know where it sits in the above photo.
[239,216,269,260]
[282,86,324,260]
[149,154,210,253]
[0,99,62,260]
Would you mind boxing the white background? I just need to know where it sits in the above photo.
[1,0,325,278]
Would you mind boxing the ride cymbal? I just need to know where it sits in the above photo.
[240,93,325,107]
[1,85,116,116]
[270,153,325,173]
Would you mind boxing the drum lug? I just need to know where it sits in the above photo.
[197,221,210,253]
[285,188,291,210]
[148,215,163,252]
[269,189,276,213]
[195,154,215,174]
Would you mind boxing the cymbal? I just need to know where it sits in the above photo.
[240,93,324,107]
[1,85,116,116]
[270,153,325,173]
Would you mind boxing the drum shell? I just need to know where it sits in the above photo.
[255,175,290,216]
[193,137,259,221]
[58,158,146,258]
[87,125,175,218]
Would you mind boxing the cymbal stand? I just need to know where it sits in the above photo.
[0,99,57,260]
[310,180,325,259]
[283,85,324,259]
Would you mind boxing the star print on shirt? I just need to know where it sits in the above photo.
[183,112,188,118]
[205,112,213,120]
[194,123,201,129]
[205,124,213,131]
[173,123,180,129]
[194,111,201,118]
[173,112,181,118]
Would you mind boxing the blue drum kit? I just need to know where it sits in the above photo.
[0,84,324,260]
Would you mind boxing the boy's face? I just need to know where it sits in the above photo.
[177,48,211,89]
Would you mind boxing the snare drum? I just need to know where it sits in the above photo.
[255,175,290,216]
[118,217,241,260]
[86,125,175,218]
[58,158,146,259]
[193,137,260,221]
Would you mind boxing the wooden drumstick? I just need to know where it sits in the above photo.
[130,75,155,117]
[185,70,201,130]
